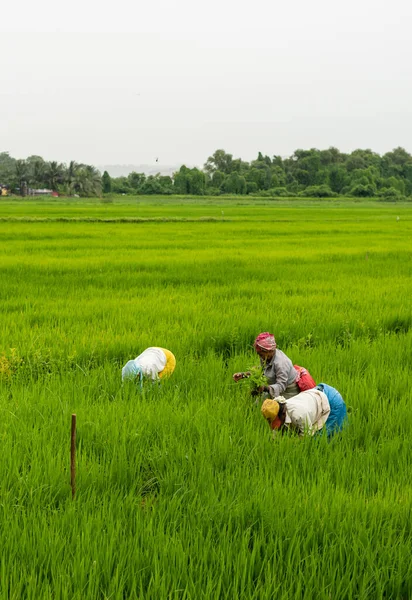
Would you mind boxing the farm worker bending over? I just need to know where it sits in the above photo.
[122,347,176,383]
[233,332,300,399]
[261,383,347,437]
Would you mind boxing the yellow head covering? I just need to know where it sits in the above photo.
[261,399,280,422]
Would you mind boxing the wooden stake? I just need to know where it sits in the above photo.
[71,413,76,499]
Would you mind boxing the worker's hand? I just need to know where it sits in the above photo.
[233,372,245,382]
[233,371,251,382]
[257,385,270,394]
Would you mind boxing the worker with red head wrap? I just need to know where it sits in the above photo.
[233,332,300,399]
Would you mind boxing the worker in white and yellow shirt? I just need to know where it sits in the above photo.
[122,347,176,384]
[261,383,347,437]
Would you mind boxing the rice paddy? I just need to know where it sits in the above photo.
[0,197,411,599]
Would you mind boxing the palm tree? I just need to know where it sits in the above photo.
[15,160,28,196]
[74,165,102,197]
[65,160,80,195]
[32,159,46,188]
[45,161,64,191]
[25,156,46,189]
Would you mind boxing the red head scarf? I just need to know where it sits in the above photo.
[254,332,277,352]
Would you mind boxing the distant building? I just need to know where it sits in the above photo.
[28,188,55,196]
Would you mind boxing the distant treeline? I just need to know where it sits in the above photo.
[0,153,101,197]
[2,147,412,199]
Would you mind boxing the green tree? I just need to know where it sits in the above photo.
[212,170,225,189]
[111,177,131,194]
[139,175,171,195]
[349,183,376,197]
[378,187,404,201]
[272,155,284,169]
[159,175,173,189]
[319,147,345,166]
[204,150,233,175]
[64,161,80,195]
[247,168,266,190]
[230,158,249,173]
[223,172,246,194]
[286,174,299,193]
[300,185,336,198]
[14,160,28,196]
[299,151,321,185]
[26,156,46,188]
[346,149,380,172]
[270,173,279,188]
[314,169,329,185]
[173,166,191,194]
[381,147,412,178]
[380,176,405,194]
[45,161,64,190]
[329,166,348,193]
[294,169,311,186]
[102,171,112,193]
[0,152,16,186]
[403,164,412,195]
[128,172,146,190]
[188,169,206,195]
[350,167,379,186]
[271,165,286,186]
[73,165,102,197]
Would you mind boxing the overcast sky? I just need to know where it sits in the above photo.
[1,0,411,168]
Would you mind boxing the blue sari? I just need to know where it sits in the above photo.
[316,383,348,436]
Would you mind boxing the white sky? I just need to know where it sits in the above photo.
[1,0,412,167]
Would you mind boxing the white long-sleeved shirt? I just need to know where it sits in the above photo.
[283,389,331,436]
[134,347,166,380]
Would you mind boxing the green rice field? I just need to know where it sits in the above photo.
[0,196,411,599]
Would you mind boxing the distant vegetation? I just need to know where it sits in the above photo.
[0,153,102,197]
[1,146,412,199]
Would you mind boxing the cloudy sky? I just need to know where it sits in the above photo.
[1,0,411,167]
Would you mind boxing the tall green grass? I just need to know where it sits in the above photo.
[0,199,411,598]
